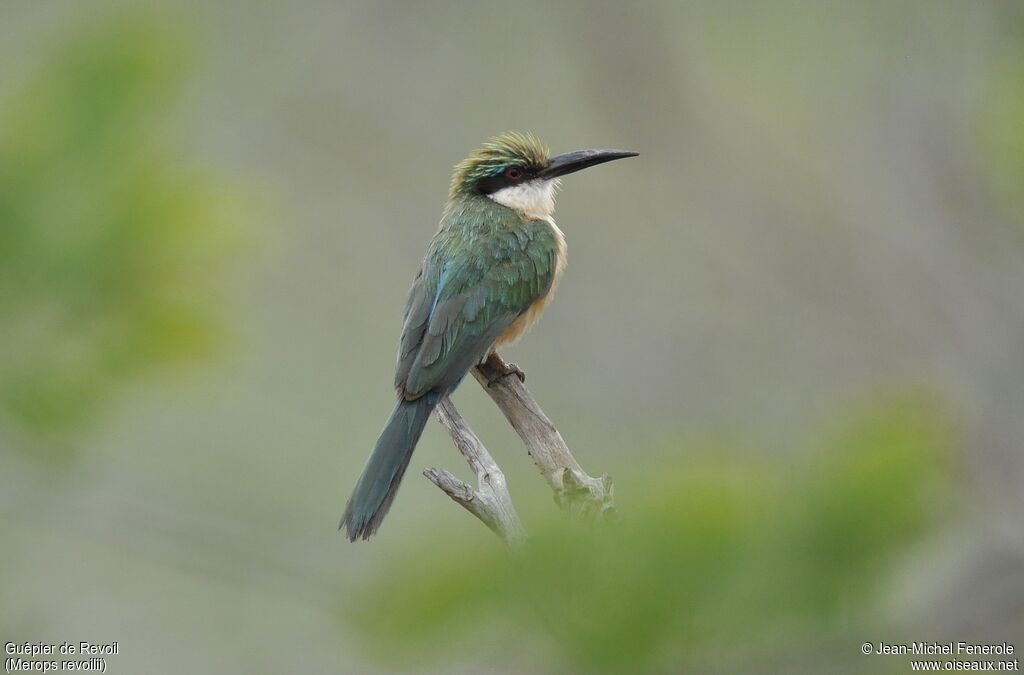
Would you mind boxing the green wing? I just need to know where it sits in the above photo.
[395,221,557,398]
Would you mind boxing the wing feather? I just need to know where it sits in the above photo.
[395,218,558,398]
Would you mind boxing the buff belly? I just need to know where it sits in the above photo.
[491,217,567,352]
[493,293,555,349]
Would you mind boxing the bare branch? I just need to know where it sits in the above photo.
[425,359,615,544]
[473,361,615,522]
[424,396,526,548]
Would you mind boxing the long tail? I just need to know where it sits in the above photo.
[340,395,436,541]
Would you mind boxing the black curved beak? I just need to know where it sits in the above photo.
[537,148,639,180]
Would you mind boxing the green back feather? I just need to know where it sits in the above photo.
[396,195,558,398]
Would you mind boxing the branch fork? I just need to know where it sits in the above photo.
[424,359,614,547]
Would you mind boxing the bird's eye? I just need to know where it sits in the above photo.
[505,167,525,180]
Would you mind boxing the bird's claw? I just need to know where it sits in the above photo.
[489,362,525,386]
[483,354,526,386]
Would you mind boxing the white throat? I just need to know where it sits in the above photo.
[488,179,559,220]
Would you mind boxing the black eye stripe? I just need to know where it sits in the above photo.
[477,166,533,194]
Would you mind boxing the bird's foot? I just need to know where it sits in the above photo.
[483,353,526,386]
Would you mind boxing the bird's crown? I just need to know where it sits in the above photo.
[449,131,550,198]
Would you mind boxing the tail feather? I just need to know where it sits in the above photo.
[340,395,436,541]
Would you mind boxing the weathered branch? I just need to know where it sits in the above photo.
[424,396,526,548]
[425,361,615,544]
[473,361,615,522]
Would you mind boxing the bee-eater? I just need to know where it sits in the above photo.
[340,132,637,541]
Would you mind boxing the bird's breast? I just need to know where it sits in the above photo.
[493,218,567,349]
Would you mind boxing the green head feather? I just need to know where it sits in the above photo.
[449,131,550,199]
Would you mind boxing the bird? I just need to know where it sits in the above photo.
[340,132,637,541]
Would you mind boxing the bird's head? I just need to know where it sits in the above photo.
[449,131,637,220]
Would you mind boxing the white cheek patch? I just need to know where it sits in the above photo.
[488,179,559,220]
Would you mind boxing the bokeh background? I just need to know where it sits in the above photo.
[2,2,1022,673]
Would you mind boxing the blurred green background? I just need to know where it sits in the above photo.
[1,2,1022,673]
